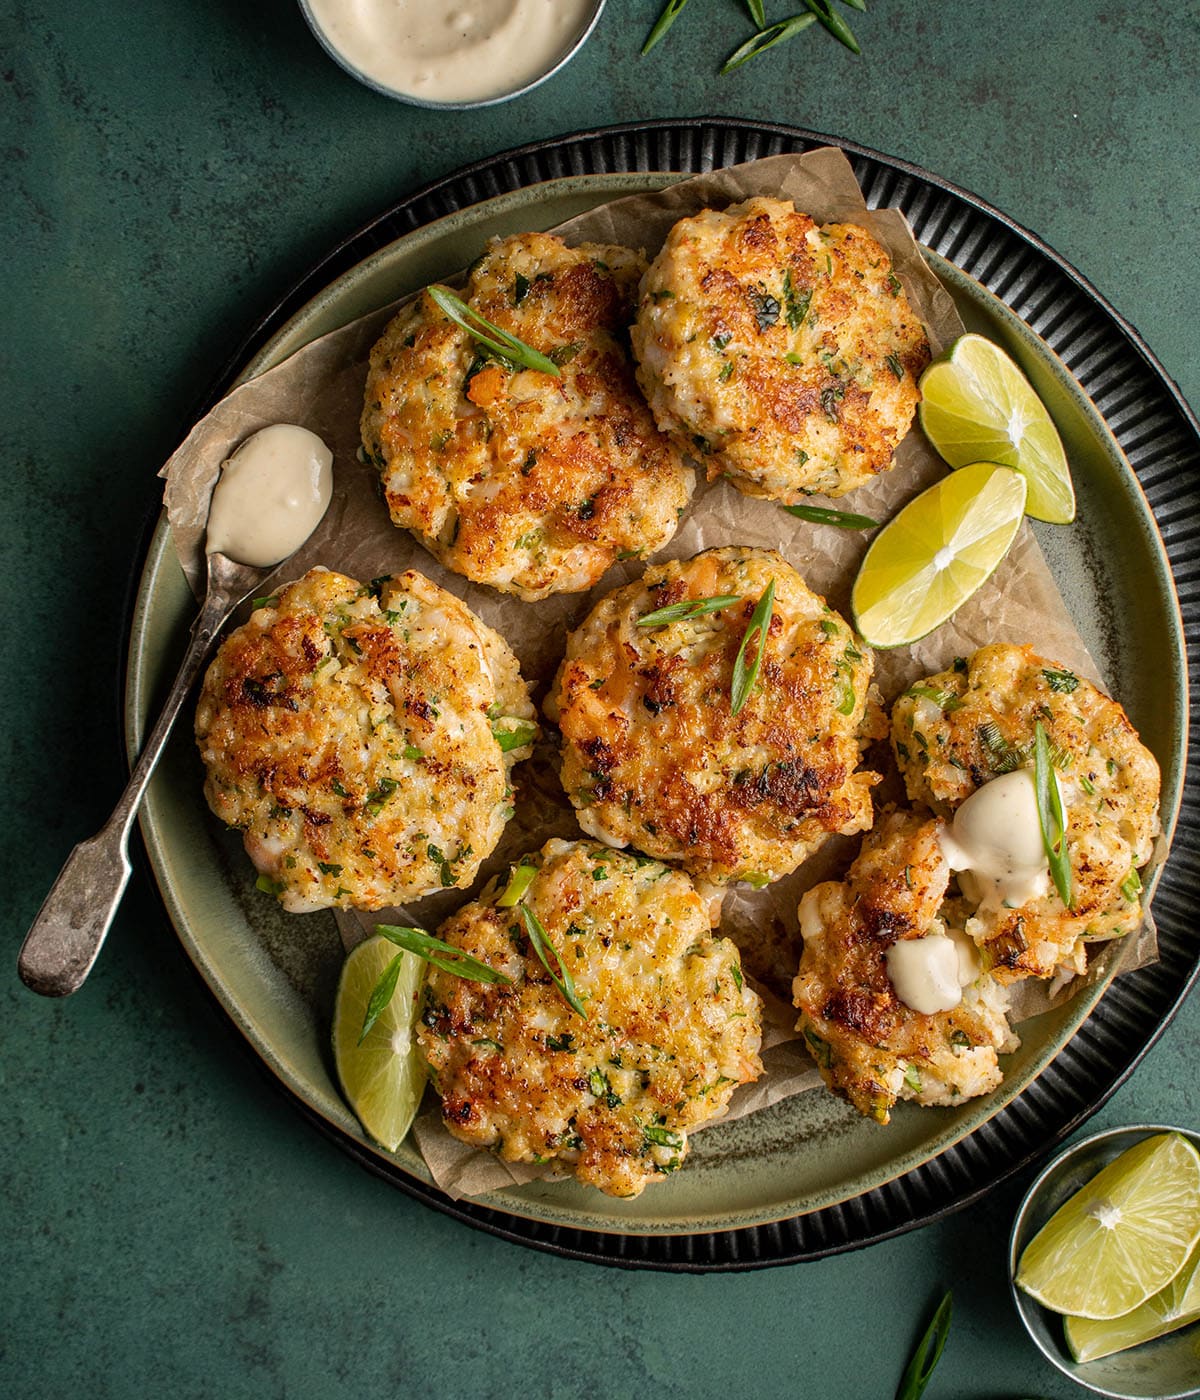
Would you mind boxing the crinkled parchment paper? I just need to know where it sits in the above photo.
[161,147,1159,1201]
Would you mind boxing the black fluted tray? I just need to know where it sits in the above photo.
[140,120,1200,1270]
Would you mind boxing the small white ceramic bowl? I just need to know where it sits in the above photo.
[296,0,606,110]
[1009,1124,1200,1400]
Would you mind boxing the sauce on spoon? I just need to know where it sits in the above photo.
[205,424,333,567]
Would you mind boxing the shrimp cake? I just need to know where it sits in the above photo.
[195,567,536,913]
[631,197,930,501]
[417,839,763,1198]
[793,809,1016,1124]
[891,644,1161,981]
[362,232,693,601]
[546,546,883,886]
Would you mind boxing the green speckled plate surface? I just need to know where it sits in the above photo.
[125,124,1192,1268]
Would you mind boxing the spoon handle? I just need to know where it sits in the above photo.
[18,553,263,997]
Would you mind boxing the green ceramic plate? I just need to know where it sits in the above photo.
[127,157,1185,1250]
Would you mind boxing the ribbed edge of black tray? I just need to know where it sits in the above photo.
[174,119,1200,1270]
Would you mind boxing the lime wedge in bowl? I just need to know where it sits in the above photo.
[851,461,1026,648]
[333,935,428,1152]
[919,332,1076,524]
[1015,1131,1200,1321]
[1064,1239,1200,1363]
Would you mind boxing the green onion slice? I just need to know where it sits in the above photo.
[903,684,961,711]
[426,285,560,377]
[497,862,539,908]
[519,904,587,1019]
[357,926,510,1044]
[745,0,766,26]
[1041,667,1079,693]
[730,579,775,715]
[1034,722,1073,909]
[642,0,692,54]
[637,593,741,627]
[895,1291,952,1400]
[721,13,816,72]
[358,951,407,1044]
[803,0,861,52]
[1120,866,1143,902]
[375,923,511,986]
[492,719,538,753]
[782,503,879,529]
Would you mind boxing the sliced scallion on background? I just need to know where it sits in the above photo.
[642,0,692,55]
[895,1290,952,1400]
[721,14,816,72]
[782,502,879,529]
[803,0,862,52]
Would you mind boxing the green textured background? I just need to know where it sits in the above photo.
[3,1,1199,1396]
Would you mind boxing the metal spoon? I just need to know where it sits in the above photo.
[18,549,273,997]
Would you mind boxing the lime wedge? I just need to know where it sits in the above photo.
[332,935,428,1152]
[1016,1132,1200,1320]
[919,332,1076,524]
[850,461,1026,648]
[1065,1239,1200,1362]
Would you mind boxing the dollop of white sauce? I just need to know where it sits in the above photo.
[306,0,596,104]
[798,888,823,944]
[886,925,979,1015]
[939,767,1057,911]
[205,424,332,568]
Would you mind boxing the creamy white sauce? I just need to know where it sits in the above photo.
[798,888,823,944]
[206,424,333,568]
[886,936,959,1015]
[306,0,596,104]
[886,926,979,1015]
[948,924,982,984]
[939,768,1058,911]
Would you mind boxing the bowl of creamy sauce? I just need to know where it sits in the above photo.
[297,0,606,108]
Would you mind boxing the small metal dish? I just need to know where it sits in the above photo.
[1009,1124,1200,1399]
[296,0,606,110]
